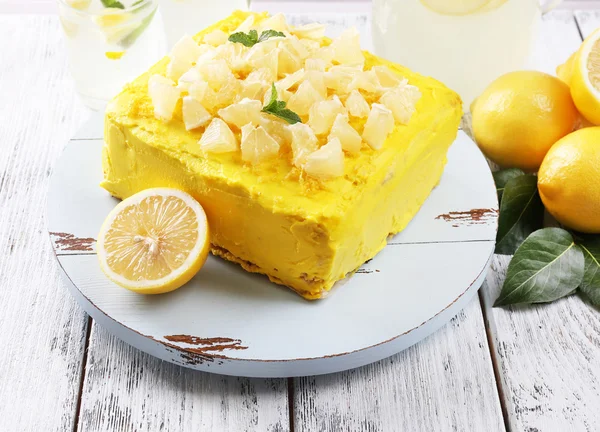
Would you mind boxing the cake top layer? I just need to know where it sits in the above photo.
[106,11,461,219]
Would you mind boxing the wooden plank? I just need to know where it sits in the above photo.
[78,324,290,432]
[294,296,505,432]
[481,10,600,431]
[0,16,90,431]
[574,8,600,35]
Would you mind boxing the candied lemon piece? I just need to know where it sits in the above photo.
[312,46,334,66]
[177,67,202,89]
[278,45,303,77]
[197,59,235,91]
[97,188,210,294]
[215,42,249,75]
[371,65,403,88]
[363,103,395,150]
[330,28,364,66]
[258,13,289,33]
[379,83,422,124]
[287,81,325,116]
[212,76,242,110]
[277,69,305,91]
[247,45,280,80]
[304,137,345,179]
[308,97,347,135]
[344,90,370,118]
[237,80,269,101]
[325,65,362,94]
[303,70,327,98]
[300,39,322,55]
[188,81,217,110]
[329,114,362,153]
[292,23,326,40]
[258,115,293,146]
[285,36,310,61]
[241,124,281,165]
[167,35,202,80]
[148,75,180,122]
[348,70,381,93]
[199,118,238,153]
[182,96,211,130]
[203,29,228,46]
[305,58,327,72]
[289,123,319,167]
[246,67,277,84]
[218,98,262,129]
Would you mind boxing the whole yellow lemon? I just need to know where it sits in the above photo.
[471,71,578,172]
[538,127,600,233]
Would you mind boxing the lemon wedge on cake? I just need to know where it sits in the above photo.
[97,188,210,294]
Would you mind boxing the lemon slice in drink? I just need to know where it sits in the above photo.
[97,188,210,294]
[420,0,499,15]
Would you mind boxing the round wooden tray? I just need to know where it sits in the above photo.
[48,115,498,378]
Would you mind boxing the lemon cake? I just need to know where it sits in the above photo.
[101,11,462,299]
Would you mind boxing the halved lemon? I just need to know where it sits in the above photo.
[420,0,497,16]
[97,188,210,294]
[571,27,600,124]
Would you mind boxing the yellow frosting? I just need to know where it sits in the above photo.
[101,11,462,299]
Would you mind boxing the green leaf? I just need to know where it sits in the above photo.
[228,29,284,47]
[494,228,584,307]
[261,84,302,124]
[493,168,525,203]
[258,29,285,42]
[101,0,125,9]
[268,108,302,124]
[495,174,544,255]
[228,29,258,47]
[578,235,600,306]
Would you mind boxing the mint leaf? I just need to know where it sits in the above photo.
[261,84,302,124]
[493,168,525,203]
[495,174,544,255]
[228,29,258,47]
[229,29,284,47]
[258,29,285,42]
[578,235,600,306]
[494,228,584,307]
[101,0,125,9]
[268,108,302,124]
[263,84,279,110]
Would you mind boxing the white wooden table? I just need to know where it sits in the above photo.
[1,3,600,431]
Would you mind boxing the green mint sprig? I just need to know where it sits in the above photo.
[101,0,125,9]
[261,84,302,125]
[228,29,285,47]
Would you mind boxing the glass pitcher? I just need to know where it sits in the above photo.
[372,0,562,109]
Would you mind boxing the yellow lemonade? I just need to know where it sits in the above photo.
[372,0,541,107]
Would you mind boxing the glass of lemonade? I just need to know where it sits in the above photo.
[158,0,250,48]
[58,0,166,110]
[372,0,562,108]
